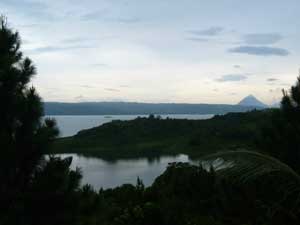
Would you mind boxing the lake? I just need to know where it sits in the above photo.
[50,114,212,189]
[47,114,214,137]
[57,153,198,189]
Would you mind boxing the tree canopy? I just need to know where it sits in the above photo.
[0,16,82,225]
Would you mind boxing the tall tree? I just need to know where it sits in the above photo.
[260,74,300,172]
[0,16,51,187]
[279,75,300,170]
[0,17,82,225]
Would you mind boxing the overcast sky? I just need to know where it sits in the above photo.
[2,0,300,104]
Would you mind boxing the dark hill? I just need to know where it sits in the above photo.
[52,110,275,159]
[45,101,261,115]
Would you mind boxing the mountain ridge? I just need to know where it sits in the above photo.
[44,101,263,115]
[238,95,268,108]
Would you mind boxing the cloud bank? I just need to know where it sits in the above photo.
[188,26,223,36]
[243,33,283,45]
[216,74,247,82]
[229,46,289,56]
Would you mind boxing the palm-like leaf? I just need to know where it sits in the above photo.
[201,150,300,215]
[201,150,300,183]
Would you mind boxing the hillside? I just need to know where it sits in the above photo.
[45,102,261,115]
[52,110,275,159]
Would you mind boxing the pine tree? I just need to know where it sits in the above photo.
[0,15,57,189]
[0,17,82,225]
[279,75,300,171]
[281,75,300,122]
[261,74,300,172]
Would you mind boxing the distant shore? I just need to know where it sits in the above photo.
[51,110,273,159]
[44,101,262,115]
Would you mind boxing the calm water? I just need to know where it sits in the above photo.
[47,114,214,137]
[57,153,197,189]
[50,115,212,189]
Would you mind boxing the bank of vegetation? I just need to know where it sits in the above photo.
[52,109,273,159]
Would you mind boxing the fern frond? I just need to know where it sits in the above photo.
[200,150,300,213]
[201,150,300,183]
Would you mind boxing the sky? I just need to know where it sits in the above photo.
[1,0,300,105]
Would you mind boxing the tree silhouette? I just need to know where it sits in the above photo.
[260,74,300,172]
[279,76,300,170]
[0,15,50,184]
[0,17,82,225]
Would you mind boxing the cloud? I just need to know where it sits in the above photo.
[1,0,46,11]
[81,10,108,21]
[61,38,88,44]
[216,74,248,82]
[267,78,278,82]
[186,37,210,42]
[269,88,282,93]
[81,10,140,24]
[104,88,120,92]
[280,83,292,87]
[61,35,117,45]
[120,85,130,88]
[228,46,290,56]
[19,23,40,28]
[79,85,95,89]
[91,63,109,67]
[188,26,223,36]
[1,0,56,22]
[112,17,140,24]
[75,95,84,100]
[243,33,283,45]
[28,45,92,54]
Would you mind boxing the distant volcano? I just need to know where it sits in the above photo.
[238,95,268,108]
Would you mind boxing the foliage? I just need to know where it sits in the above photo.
[0,17,82,225]
[260,76,300,173]
[68,162,300,225]
[53,110,273,159]
[202,151,300,221]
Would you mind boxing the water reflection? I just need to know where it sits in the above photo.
[56,154,194,189]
